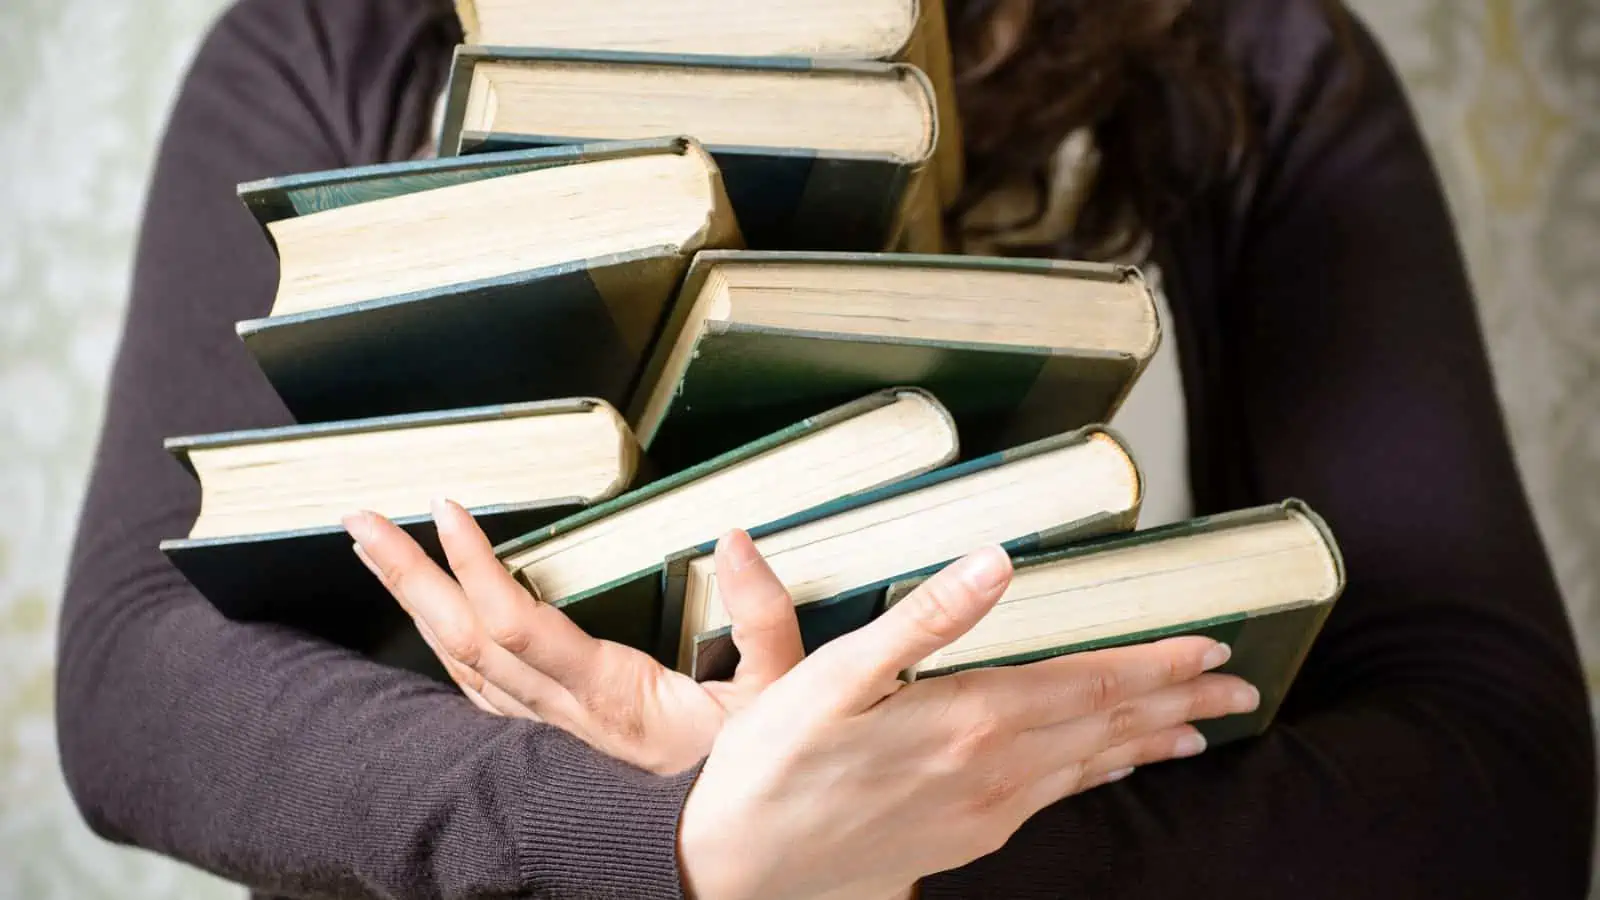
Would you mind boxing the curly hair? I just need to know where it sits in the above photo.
[946,0,1351,260]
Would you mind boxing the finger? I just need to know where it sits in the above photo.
[1029,723,1206,808]
[1018,672,1259,806]
[407,601,531,719]
[355,540,499,710]
[941,636,1234,733]
[715,530,805,689]
[1078,724,1208,783]
[345,510,572,716]
[794,546,1013,713]
[433,499,598,687]
[1075,764,1138,792]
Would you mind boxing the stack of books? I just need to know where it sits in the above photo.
[159,0,1344,745]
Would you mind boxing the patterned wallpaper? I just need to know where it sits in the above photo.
[0,1,1593,897]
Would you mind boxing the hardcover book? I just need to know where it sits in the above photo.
[236,138,740,422]
[161,398,636,652]
[437,48,937,251]
[494,388,958,653]
[672,426,1144,675]
[630,252,1160,472]
[449,0,963,206]
[877,500,1345,745]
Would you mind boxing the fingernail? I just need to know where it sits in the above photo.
[352,542,380,578]
[716,530,759,573]
[342,511,377,546]
[1201,642,1232,671]
[1105,766,1135,782]
[431,498,456,532]
[1175,732,1208,758]
[948,546,1011,592]
[1232,683,1261,712]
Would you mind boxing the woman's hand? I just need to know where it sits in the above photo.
[343,500,807,775]
[678,542,1259,900]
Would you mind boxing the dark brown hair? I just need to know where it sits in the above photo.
[946,0,1350,260]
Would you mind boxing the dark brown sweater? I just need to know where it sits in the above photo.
[56,0,1594,897]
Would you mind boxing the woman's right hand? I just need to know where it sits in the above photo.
[679,539,1259,900]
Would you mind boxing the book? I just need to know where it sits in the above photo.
[437,48,938,252]
[629,252,1160,472]
[236,138,740,422]
[883,500,1344,745]
[494,388,959,653]
[671,426,1144,676]
[449,0,963,208]
[161,398,637,652]
[236,136,699,227]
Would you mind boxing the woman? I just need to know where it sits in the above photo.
[57,0,1593,898]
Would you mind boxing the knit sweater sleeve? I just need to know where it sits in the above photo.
[54,1,693,896]
[923,2,1594,897]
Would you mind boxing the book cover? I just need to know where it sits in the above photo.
[237,137,731,423]
[439,47,936,251]
[636,252,1157,472]
[880,500,1346,746]
[493,388,957,653]
[239,249,690,423]
[162,398,626,656]
[667,425,1142,673]
[163,500,586,665]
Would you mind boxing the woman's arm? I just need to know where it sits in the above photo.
[54,1,696,896]
[922,3,1595,897]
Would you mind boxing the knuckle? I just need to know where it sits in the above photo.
[1082,668,1121,712]
[434,622,485,669]
[906,579,967,641]
[967,767,1022,815]
[1165,649,1190,682]
[1105,701,1142,745]
[1190,676,1236,720]
[483,615,533,656]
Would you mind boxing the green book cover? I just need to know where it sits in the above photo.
[669,425,1143,675]
[438,47,935,251]
[161,398,622,658]
[238,250,686,423]
[163,502,582,675]
[880,500,1345,746]
[236,137,692,232]
[493,388,958,654]
[235,137,733,423]
[635,251,1159,472]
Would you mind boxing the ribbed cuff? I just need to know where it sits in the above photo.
[513,727,701,899]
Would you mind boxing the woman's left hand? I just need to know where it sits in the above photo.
[343,499,806,775]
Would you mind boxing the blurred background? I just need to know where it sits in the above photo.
[1,0,1595,896]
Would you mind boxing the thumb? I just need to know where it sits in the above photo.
[796,545,1013,713]
[713,530,805,689]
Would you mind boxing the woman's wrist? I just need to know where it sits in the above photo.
[678,784,759,900]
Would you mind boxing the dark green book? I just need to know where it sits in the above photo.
[236,138,740,422]
[669,425,1144,676]
[161,398,638,655]
[437,47,937,251]
[630,251,1160,473]
[450,0,964,208]
[880,500,1344,746]
[493,388,958,653]
[237,136,697,229]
